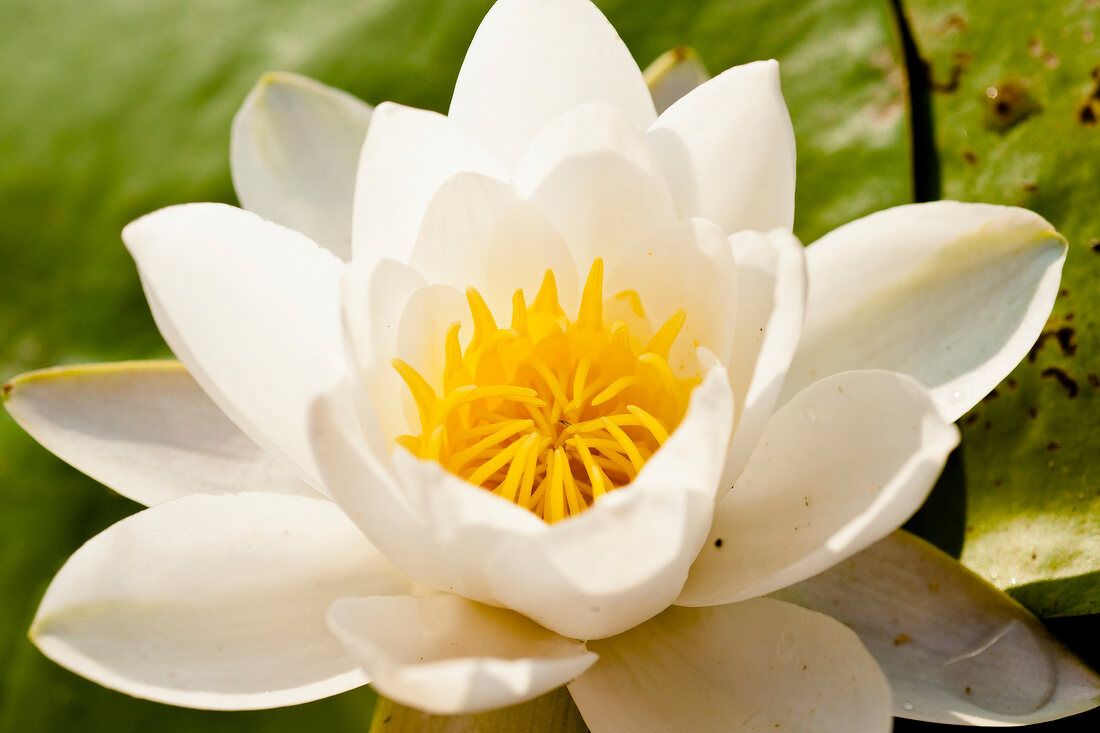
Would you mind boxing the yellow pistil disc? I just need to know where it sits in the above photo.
[393,259,700,523]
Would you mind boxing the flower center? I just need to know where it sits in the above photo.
[393,259,699,523]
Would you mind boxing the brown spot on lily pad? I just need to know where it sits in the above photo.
[985,79,1039,130]
[1042,367,1079,398]
[1087,374,1100,388]
[962,149,979,165]
[931,51,972,93]
[1080,102,1099,125]
[1055,327,1078,357]
[936,13,969,33]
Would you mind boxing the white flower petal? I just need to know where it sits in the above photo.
[678,369,959,607]
[351,102,505,266]
[513,101,677,271]
[605,218,737,370]
[646,60,795,235]
[449,0,656,171]
[720,229,807,491]
[775,530,1100,725]
[568,598,891,733]
[328,594,596,715]
[309,386,456,593]
[1,361,316,505]
[230,72,372,260]
[123,203,346,492]
[643,46,710,114]
[389,355,733,640]
[31,493,420,710]
[784,202,1068,421]
[409,172,579,316]
[342,258,428,462]
[395,283,471,432]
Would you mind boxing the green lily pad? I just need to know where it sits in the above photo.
[898,0,1100,618]
[0,0,909,729]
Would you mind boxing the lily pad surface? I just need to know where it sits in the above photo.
[898,0,1100,619]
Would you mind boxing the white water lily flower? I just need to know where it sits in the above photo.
[4,0,1085,729]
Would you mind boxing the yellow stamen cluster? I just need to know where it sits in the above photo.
[393,259,699,523]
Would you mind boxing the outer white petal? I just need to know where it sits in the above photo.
[408,172,579,317]
[784,202,1068,421]
[449,0,656,171]
[720,229,807,491]
[390,354,734,640]
[513,101,677,270]
[328,594,596,715]
[1,361,316,505]
[568,599,892,733]
[123,203,345,493]
[351,102,505,265]
[678,370,959,607]
[646,60,796,235]
[775,531,1100,725]
[643,46,710,115]
[230,72,372,260]
[31,493,421,709]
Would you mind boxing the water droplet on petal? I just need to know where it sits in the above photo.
[902,702,915,711]
[803,406,816,422]
[938,620,1056,714]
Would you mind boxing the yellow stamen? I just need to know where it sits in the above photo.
[615,289,646,319]
[510,290,528,335]
[466,287,498,349]
[646,309,687,360]
[393,259,699,523]
[577,258,604,330]
[627,405,670,444]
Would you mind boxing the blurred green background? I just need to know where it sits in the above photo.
[1,0,1096,730]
